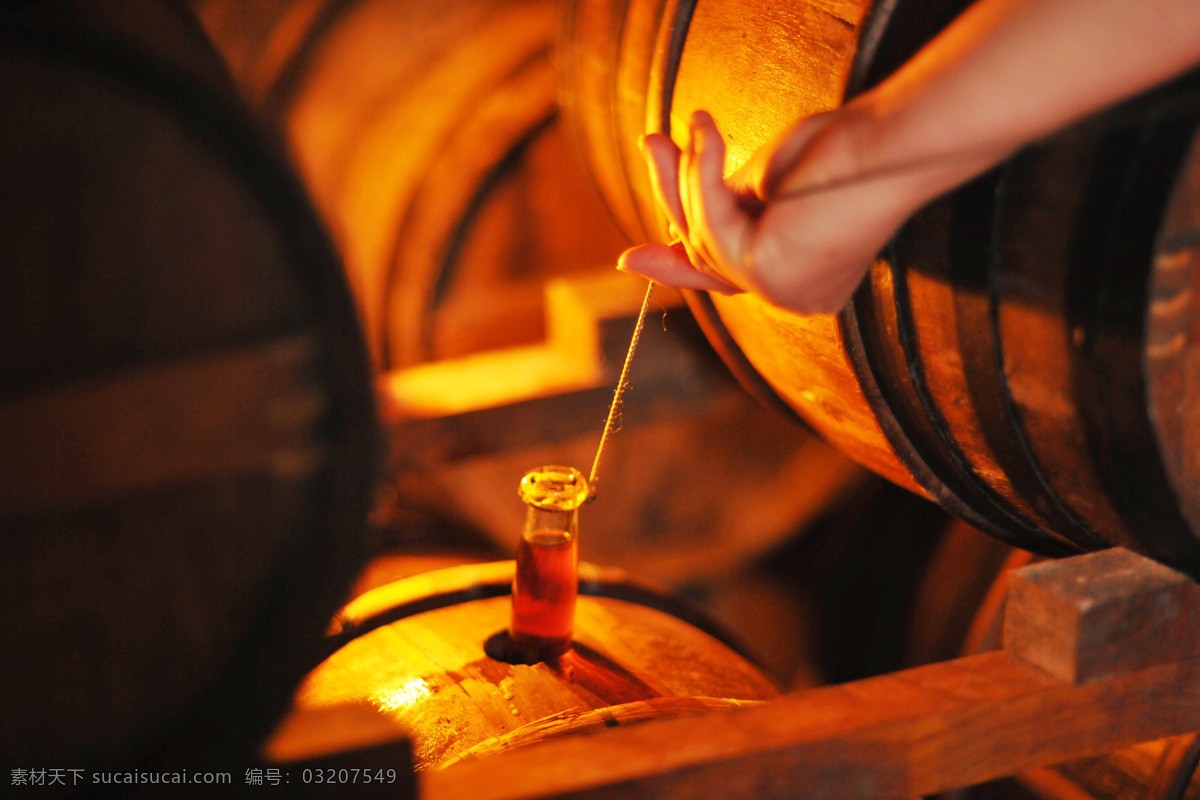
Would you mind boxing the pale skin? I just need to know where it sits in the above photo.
[618,0,1200,315]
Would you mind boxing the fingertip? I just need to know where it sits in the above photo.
[694,118,726,165]
[641,139,688,232]
[641,132,674,156]
[619,243,743,295]
[617,243,661,272]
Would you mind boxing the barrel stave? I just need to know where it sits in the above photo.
[1149,127,1200,549]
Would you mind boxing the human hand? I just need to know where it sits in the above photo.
[618,0,1200,316]
[618,107,962,315]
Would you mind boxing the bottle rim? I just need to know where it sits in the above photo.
[519,465,589,511]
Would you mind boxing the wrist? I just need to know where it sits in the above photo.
[839,89,1008,207]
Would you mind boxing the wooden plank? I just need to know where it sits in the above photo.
[1005,548,1200,684]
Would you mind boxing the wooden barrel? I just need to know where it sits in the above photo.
[0,0,377,767]
[561,0,1200,576]
[263,561,778,770]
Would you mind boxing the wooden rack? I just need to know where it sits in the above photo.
[421,547,1200,799]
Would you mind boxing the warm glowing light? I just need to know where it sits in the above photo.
[379,274,675,419]
[381,345,596,417]
[374,678,432,712]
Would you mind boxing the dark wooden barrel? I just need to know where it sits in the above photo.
[561,0,1200,576]
[0,0,377,767]
[262,561,777,770]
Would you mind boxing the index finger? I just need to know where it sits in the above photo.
[640,133,689,237]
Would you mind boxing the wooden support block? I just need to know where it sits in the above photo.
[380,271,733,470]
[1004,548,1200,684]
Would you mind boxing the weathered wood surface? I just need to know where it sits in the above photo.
[988,139,1130,548]
[420,549,1200,800]
[873,182,1091,555]
[441,696,761,768]
[265,572,777,770]
[675,0,920,495]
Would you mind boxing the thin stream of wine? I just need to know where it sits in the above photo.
[587,280,655,500]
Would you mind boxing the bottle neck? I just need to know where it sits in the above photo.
[523,505,578,541]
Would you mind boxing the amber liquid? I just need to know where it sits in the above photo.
[511,529,578,656]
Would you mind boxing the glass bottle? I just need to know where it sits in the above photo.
[510,465,588,658]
